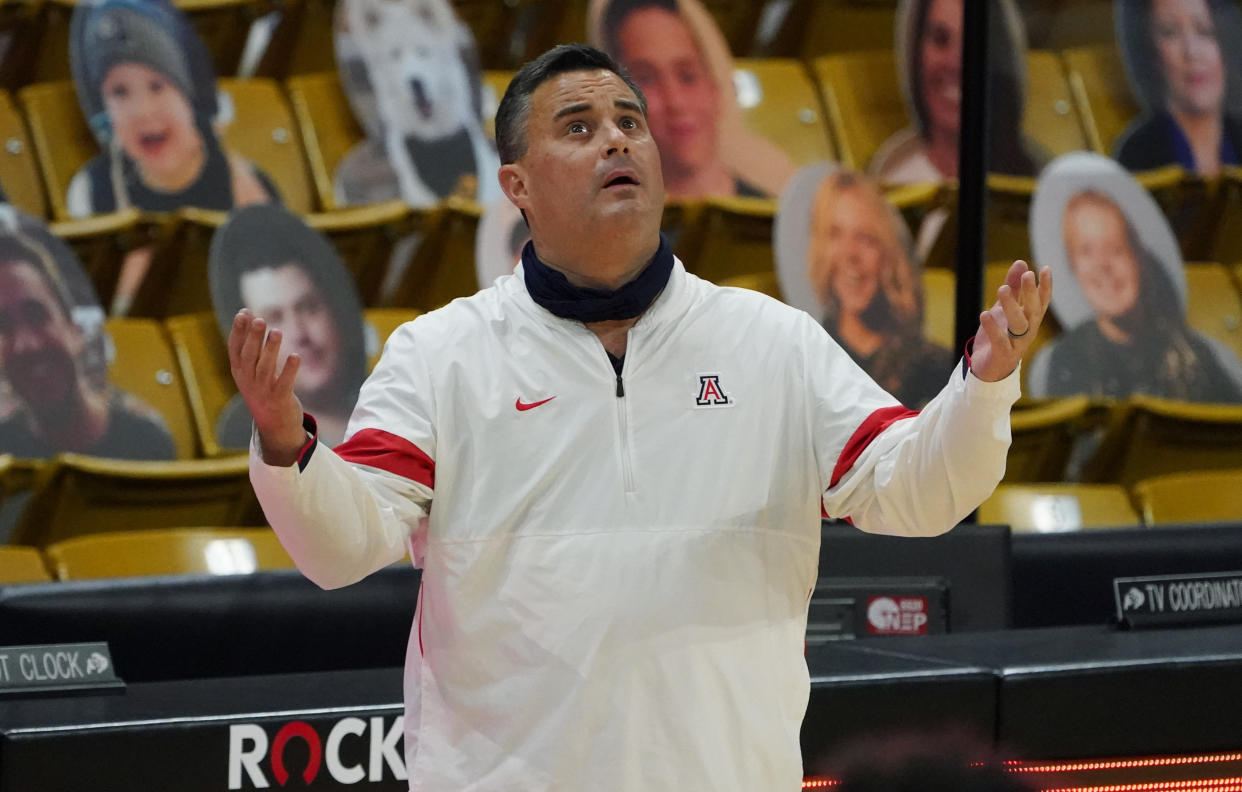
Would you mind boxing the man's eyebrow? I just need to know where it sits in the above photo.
[553,102,591,120]
[615,99,643,114]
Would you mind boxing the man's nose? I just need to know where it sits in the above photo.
[601,123,630,157]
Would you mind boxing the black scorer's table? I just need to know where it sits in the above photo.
[3,625,1242,790]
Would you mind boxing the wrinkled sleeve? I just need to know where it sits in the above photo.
[804,315,1021,536]
[250,322,435,589]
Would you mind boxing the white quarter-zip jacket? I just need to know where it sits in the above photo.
[251,258,1020,792]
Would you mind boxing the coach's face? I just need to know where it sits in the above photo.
[500,69,664,265]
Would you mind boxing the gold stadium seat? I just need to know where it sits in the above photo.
[797,0,897,57]
[717,270,782,300]
[700,0,766,57]
[261,0,337,76]
[285,71,364,211]
[164,312,236,459]
[216,77,315,213]
[384,197,484,311]
[44,527,295,580]
[1061,43,1137,155]
[0,89,48,218]
[1024,0,1115,51]
[0,0,41,90]
[811,50,904,173]
[661,199,706,272]
[11,453,264,547]
[105,317,199,459]
[1132,469,1242,526]
[732,58,836,166]
[481,70,514,141]
[1083,395,1242,487]
[0,544,51,583]
[979,483,1140,533]
[18,80,96,221]
[26,0,73,85]
[451,0,540,70]
[363,307,421,371]
[1208,169,1242,266]
[1023,50,1091,158]
[921,267,955,350]
[1184,262,1242,363]
[689,195,778,284]
[1004,395,1093,482]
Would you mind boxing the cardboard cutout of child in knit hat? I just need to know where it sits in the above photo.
[66,0,280,217]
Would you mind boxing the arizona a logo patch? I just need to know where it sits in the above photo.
[695,374,732,407]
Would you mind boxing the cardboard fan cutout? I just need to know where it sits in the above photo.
[209,204,368,448]
[0,204,176,459]
[1027,152,1242,401]
[67,0,279,217]
[775,163,952,409]
[333,0,501,208]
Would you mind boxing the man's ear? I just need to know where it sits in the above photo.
[498,163,529,209]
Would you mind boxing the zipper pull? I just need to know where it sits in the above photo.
[616,373,625,398]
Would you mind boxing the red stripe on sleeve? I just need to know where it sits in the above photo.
[829,405,919,490]
[334,428,435,489]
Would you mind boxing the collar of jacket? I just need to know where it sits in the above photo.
[521,232,673,323]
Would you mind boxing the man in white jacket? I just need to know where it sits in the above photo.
[230,44,1051,792]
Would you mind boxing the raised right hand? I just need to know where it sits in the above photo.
[228,308,307,467]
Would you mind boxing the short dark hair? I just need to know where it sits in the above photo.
[494,43,648,164]
[600,0,679,59]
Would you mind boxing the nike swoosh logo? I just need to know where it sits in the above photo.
[515,396,556,412]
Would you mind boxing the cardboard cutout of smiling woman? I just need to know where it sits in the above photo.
[1028,152,1242,401]
[0,205,176,459]
[870,0,1045,184]
[775,163,953,409]
[332,0,501,208]
[210,204,368,449]
[590,0,797,200]
[66,0,280,217]
[1113,0,1242,176]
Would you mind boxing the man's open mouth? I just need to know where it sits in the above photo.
[604,174,639,188]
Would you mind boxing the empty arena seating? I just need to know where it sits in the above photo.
[11,454,264,548]
[0,544,50,583]
[1131,469,1242,527]
[43,527,295,580]
[0,89,47,218]
[979,483,1140,533]
[105,317,200,459]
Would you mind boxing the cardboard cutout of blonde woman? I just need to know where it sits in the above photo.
[775,163,954,408]
[66,0,280,217]
[590,0,796,199]
[1027,152,1242,401]
[333,0,501,208]
[210,204,368,449]
[0,205,176,459]
[1113,0,1242,176]
[870,0,1045,184]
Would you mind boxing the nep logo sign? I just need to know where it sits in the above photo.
[228,716,406,788]
[866,596,929,635]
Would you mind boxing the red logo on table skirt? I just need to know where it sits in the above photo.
[515,396,556,412]
[866,596,929,635]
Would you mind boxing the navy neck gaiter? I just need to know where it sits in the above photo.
[522,232,673,322]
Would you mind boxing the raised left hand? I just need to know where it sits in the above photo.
[970,260,1053,383]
